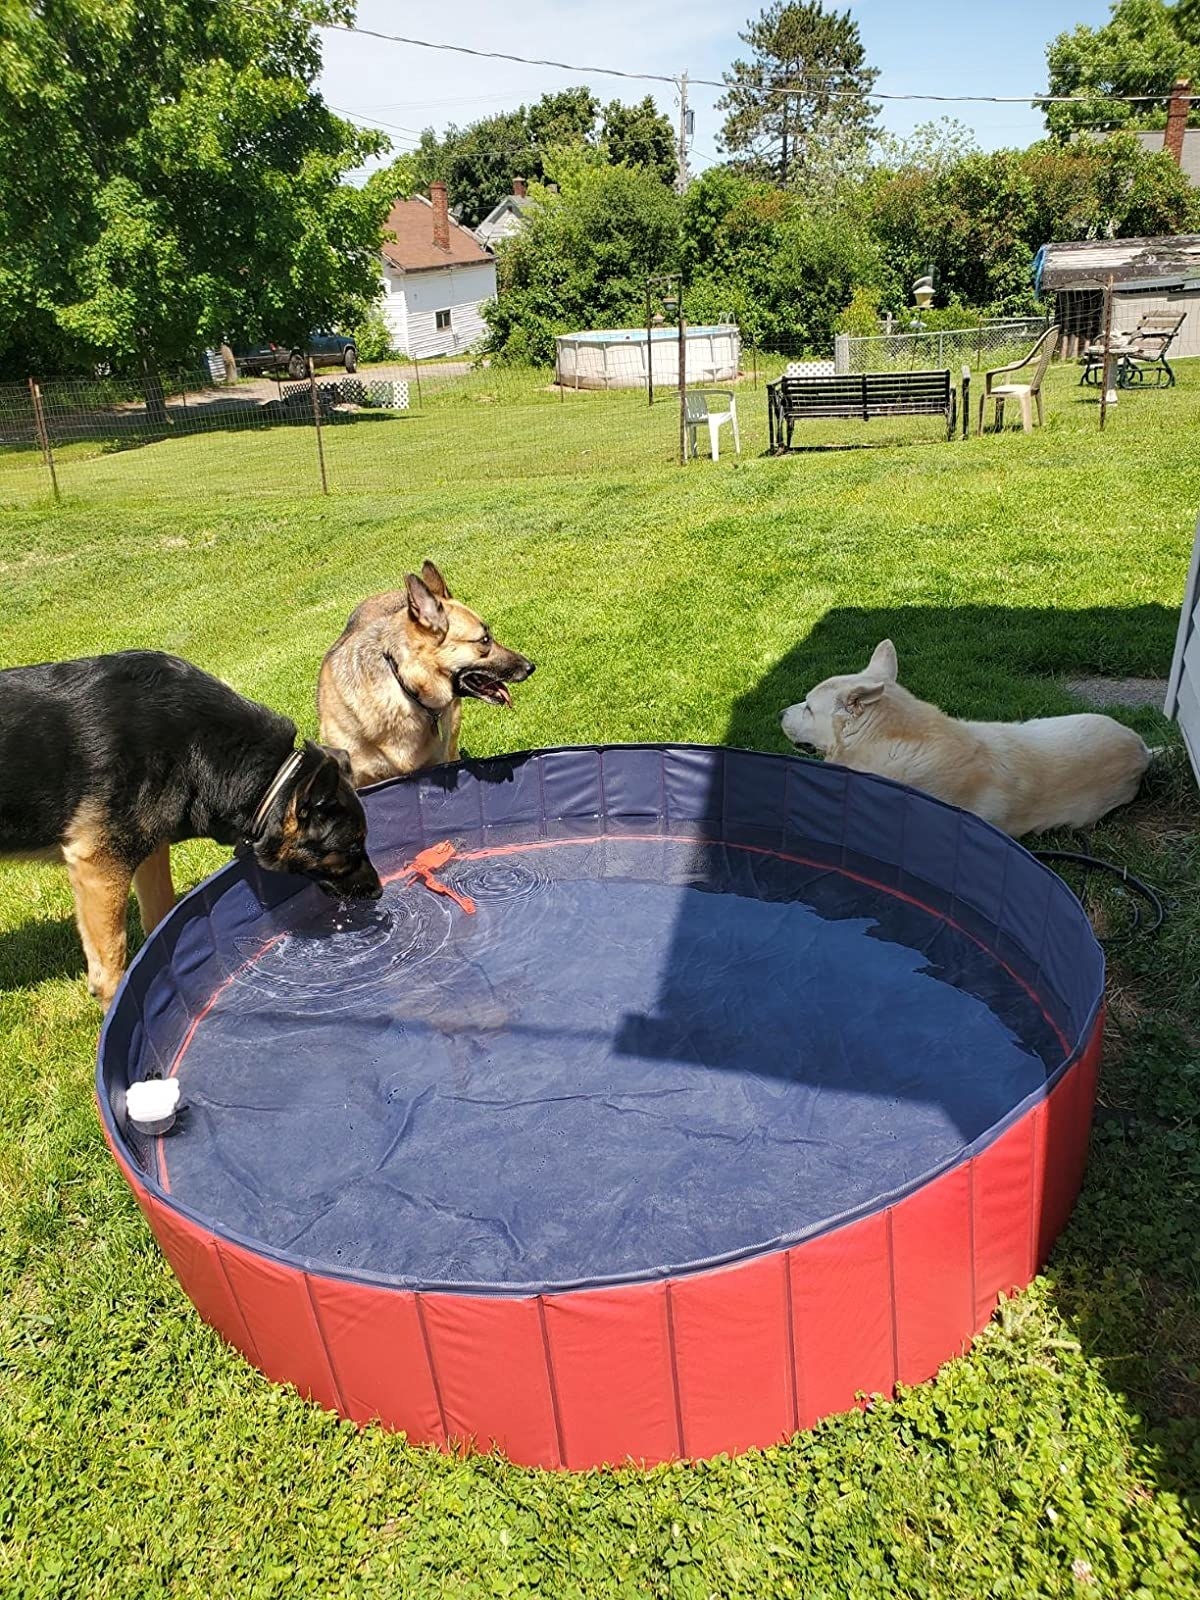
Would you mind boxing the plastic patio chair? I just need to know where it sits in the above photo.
[978,325,1060,435]
[684,390,740,461]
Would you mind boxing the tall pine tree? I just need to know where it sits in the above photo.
[718,2,879,185]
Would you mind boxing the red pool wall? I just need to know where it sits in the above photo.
[102,1012,1101,1471]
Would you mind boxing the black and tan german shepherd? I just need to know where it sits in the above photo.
[0,651,381,1009]
[317,562,535,787]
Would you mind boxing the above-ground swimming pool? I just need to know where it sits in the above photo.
[99,746,1104,1469]
[555,325,741,389]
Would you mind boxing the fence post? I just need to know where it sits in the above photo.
[834,333,850,375]
[677,307,687,466]
[308,358,329,494]
[1099,273,1116,431]
[28,378,60,501]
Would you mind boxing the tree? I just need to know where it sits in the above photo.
[1042,0,1200,138]
[0,0,397,380]
[483,163,681,364]
[680,165,881,349]
[717,1,879,185]
[410,89,603,229]
[870,135,1200,314]
[601,98,677,185]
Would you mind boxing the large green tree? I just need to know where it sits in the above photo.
[601,97,677,187]
[411,89,675,229]
[1042,0,1200,138]
[483,162,681,364]
[0,0,397,378]
[717,1,879,185]
[870,134,1200,312]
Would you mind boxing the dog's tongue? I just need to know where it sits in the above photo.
[495,683,513,708]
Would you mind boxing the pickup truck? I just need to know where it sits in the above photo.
[233,332,358,379]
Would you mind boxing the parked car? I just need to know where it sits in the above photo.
[232,331,358,379]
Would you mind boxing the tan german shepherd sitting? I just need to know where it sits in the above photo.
[781,640,1152,838]
[317,562,535,787]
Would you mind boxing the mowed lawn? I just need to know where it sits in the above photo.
[1,364,1199,1597]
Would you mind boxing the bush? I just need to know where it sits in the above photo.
[350,307,397,364]
[483,165,681,365]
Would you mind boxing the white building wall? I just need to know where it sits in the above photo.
[379,265,409,355]
[403,261,497,358]
[378,260,497,359]
[1166,509,1200,787]
[1112,288,1200,360]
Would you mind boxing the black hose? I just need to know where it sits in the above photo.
[1033,849,1165,940]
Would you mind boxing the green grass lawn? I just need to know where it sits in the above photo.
[2,363,1199,1597]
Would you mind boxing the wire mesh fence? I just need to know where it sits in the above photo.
[1,358,749,508]
[837,317,1050,374]
[4,297,1165,508]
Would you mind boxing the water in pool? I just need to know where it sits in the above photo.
[154,835,1062,1289]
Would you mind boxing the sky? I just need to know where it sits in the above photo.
[318,0,1116,180]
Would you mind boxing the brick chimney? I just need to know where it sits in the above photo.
[430,181,450,251]
[1165,78,1191,166]
[512,176,527,198]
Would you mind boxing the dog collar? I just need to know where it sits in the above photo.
[382,650,441,735]
[245,749,305,843]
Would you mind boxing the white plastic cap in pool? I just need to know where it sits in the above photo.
[125,1078,181,1134]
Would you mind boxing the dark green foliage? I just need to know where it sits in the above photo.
[870,134,1200,315]
[601,97,678,188]
[485,164,682,364]
[0,0,399,377]
[1043,0,1200,138]
[409,88,676,231]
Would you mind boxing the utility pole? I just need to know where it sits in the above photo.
[675,70,692,195]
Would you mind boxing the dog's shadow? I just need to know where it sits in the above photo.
[0,892,196,997]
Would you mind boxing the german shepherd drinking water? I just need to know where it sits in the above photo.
[0,651,381,1009]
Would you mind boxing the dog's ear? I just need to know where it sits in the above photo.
[316,744,354,785]
[840,680,886,714]
[867,639,898,682]
[294,742,344,818]
[420,560,452,600]
[406,572,448,638]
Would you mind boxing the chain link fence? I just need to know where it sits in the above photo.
[2,357,738,508]
[836,317,1050,375]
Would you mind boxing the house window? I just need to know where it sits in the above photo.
[435,309,452,331]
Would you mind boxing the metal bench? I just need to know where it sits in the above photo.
[767,369,957,452]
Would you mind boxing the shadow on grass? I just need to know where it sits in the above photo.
[630,600,1195,1500]
[725,602,1177,750]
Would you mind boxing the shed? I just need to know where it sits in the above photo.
[1166,509,1200,786]
[1034,235,1200,358]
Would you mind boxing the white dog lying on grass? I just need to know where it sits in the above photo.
[780,640,1153,837]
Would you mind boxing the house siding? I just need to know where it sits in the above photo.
[1166,509,1200,786]
[379,260,496,359]
[1112,287,1200,359]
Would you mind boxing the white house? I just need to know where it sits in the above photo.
[475,178,534,250]
[380,184,497,359]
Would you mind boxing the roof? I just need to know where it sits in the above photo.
[476,194,533,235]
[1036,233,1200,290]
[1133,128,1200,189]
[381,195,494,273]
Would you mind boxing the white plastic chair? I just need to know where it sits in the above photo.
[978,325,1060,435]
[684,390,740,461]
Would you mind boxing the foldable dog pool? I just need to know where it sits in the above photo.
[99,745,1104,1469]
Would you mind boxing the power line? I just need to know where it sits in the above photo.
[309,11,1189,107]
